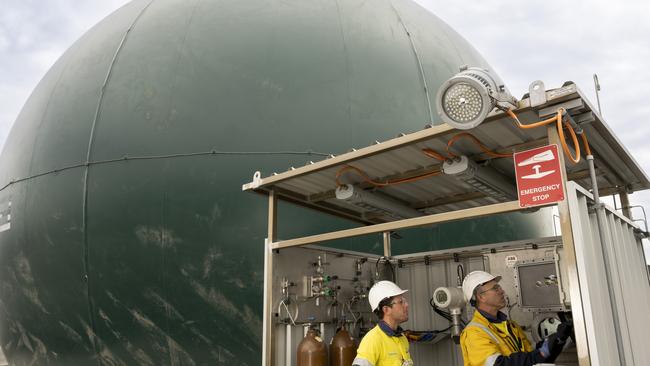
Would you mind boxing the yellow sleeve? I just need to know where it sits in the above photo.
[512,322,534,352]
[460,326,502,366]
[399,335,412,362]
[355,331,380,366]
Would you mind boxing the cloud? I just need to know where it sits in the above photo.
[414,0,650,263]
[0,0,131,152]
[1,0,649,265]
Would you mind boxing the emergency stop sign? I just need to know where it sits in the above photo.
[514,144,564,207]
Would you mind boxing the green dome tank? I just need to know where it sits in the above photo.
[0,0,549,364]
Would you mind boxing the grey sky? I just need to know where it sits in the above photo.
[1,0,649,262]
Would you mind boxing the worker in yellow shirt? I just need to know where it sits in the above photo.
[353,281,413,366]
[460,271,573,366]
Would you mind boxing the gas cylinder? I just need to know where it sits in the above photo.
[329,328,357,366]
[297,328,327,366]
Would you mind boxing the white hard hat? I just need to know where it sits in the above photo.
[368,281,408,311]
[461,271,501,303]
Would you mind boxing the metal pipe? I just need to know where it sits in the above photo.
[450,308,463,344]
[286,324,292,366]
[587,154,627,365]
[593,74,602,116]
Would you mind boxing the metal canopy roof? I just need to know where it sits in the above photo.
[243,83,650,225]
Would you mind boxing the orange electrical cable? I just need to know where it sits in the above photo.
[387,170,442,185]
[506,109,558,129]
[506,107,585,164]
[446,132,513,159]
[336,166,374,186]
[580,132,592,156]
[555,109,580,164]
[422,148,448,161]
[337,108,590,189]
[335,165,441,187]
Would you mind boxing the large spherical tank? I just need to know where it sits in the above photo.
[0,0,549,364]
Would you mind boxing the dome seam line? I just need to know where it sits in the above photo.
[80,0,156,362]
[388,0,434,124]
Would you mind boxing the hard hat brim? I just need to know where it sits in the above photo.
[478,275,501,288]
[374,289,408,310]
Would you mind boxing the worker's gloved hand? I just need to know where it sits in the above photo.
[537,338,551,358]
[555,321,574,343]
[544,321,573,362]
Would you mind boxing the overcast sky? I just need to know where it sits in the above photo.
[0,0,649,262]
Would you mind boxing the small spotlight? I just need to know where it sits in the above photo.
[442,155,517,201]
[335,184,422,220]
[436,66,517,130]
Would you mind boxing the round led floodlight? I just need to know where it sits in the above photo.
[438,78,492,129]
[442,82,484,123]
[436,67,513,130]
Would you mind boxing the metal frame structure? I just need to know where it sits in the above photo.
[244,83,650,366]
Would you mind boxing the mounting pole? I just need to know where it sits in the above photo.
[593,74,602,116]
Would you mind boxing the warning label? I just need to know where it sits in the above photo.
[514,145,564,207]
[520,184,561,195]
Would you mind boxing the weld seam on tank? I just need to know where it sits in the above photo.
[167,0,202,110]
[332,0,354,133]
[81,0,155,362]
[161,191,171,337]
[0,150,330,192]
[388,0,434,123]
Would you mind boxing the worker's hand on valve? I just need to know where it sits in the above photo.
[542,320,574,362]
[537,338,551,358]
[555,321,574,343]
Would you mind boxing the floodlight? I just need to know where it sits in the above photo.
[436,66,517,130]
[335,184,422,220]
[442,156,517,201]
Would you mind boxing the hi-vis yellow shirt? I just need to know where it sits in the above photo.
[353,323,413,366]
[460,310,533,366]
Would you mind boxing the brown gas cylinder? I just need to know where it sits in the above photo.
[329,328,357,366]
[297,328,327,366]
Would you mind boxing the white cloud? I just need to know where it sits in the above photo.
[0,0,131,151]
[415,0,650,264]
[0,32,9,51]
[1,0,649,265]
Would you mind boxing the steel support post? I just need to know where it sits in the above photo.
[547,126,591,365]
[619,189,632,220]
[263,191,277,366]
[383,231,392,257]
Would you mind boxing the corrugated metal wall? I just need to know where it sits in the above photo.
[271,246,379,366]
[396,256,485,365]
[267,181,650,365]
[567,182,650,365]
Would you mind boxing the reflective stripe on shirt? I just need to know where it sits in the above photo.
[352,357,374,366]
[466,322,500,344]
[484,353,501,366]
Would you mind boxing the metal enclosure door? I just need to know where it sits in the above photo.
[567,182,650,365]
